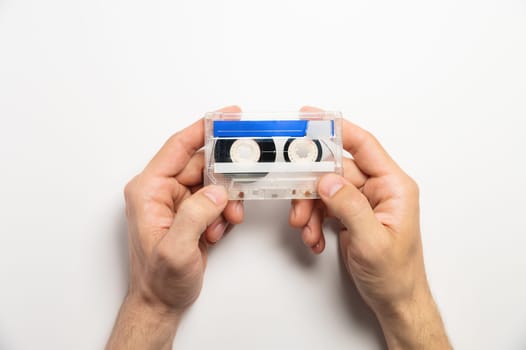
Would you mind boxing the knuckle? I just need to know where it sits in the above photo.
[363,129,377,143]
[124,176,139,201]
[155,240,199,272]
[164,131,180,147]
[177,199,204,225]
[348,195,368,215]
[346,226,392,264]
[124,175,154,218]
[354,128,375,147]
[411,179,420,196]
[168,133,192,159]
[403,176,420,197]
[362,129,380,148]
[155,242,173,264]
[338,186,370,219]
[169,133,183,148]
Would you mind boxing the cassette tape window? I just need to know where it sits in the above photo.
[204,112,343,200]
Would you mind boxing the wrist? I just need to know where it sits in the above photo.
[373,282,433,324]
[374,285,451,350]
[123,291,184,324]
[106,292,183,350]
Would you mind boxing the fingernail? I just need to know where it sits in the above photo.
[204,185,228,205]
[319,174,345,197]
[212,221,226,242]
[236,200,243,215]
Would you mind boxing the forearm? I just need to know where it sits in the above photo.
[375,288,451,350]
[106,294,181,350]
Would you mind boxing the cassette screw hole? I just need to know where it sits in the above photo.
[238,191,244,199]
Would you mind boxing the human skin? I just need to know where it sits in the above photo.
[106,106,244,350]
[107,106,451,349]
[290,106,451,349]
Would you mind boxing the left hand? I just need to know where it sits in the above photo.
[107,106,244,350]
[124,105,244,312]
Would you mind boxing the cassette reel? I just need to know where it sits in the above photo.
[204,111,343,200]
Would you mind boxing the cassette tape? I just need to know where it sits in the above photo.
[204,111,343,200]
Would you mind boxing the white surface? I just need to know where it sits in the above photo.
[1,1,526,349]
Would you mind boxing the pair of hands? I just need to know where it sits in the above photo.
[107,106,450,350]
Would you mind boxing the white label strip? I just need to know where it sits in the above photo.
[214,161,335,173]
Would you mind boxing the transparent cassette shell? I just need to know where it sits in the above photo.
[204,111,343,200]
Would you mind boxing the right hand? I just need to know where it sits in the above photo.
[291,106,450,349]
[317,121,427,315]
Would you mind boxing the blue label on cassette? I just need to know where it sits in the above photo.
[214,120,333,138]
[213,120,307,137]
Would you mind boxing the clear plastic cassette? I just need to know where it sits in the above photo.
[204,111,343,200]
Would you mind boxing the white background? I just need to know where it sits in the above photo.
[1,0,525,349]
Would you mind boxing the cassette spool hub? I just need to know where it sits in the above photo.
[284,138,323,163]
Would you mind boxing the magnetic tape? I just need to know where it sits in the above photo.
[204,111,343,200]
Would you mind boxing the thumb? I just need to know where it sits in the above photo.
[318,174,379,241]
[163,185,228,249]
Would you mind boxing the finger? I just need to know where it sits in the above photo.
[312,231,325,254]
[223,200,244,225]
[301,106,367,184]
[175,151,204,187]
[300,105,324,113]
[289,106,347,228]
[289,199,314,228]
[342,157,367,188]
[145,105,241,177]
[189,184,203,194]
[301,206,325,254]
[160,185,228,253]
[318,173,381,243]
[295,105,365,228]
[291,105,324,229]
[301,105,400,177]
[198,235,209,266]
[204,215,229,244]
[341,119,400,177]
[289,159,366,228]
